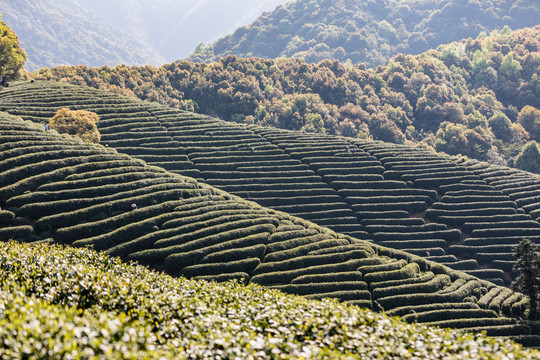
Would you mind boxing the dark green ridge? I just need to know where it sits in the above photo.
[0,112,539,344]
[1,81,540,289]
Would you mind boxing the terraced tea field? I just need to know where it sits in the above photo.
[1,81,539,288]
[0,111,538,344]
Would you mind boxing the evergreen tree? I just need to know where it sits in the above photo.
[514,141,540,174]
[512,239,540,319]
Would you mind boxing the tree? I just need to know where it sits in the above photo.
[517,105,539,141]
[0,15,27,81]
[514,141,540,174]
[49,108,101,143]
[511,239,540,319]
[488,112,512,141]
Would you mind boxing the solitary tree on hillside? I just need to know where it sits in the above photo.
[49,108,101,143]
[512,239,540,319]
[0,14,26,81]
[514,141,540,174]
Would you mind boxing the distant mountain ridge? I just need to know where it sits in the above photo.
[189,0,540,67]
[0,0,288,71]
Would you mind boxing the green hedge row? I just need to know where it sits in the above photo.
[355,211,410,219]
[130,224,276,266]
[264,238,350,263]
[462,221,539,234]
[64,165,153,181]
[376,280,482,310]
[199,244,266,266]
[251,258,371,286]
[35,188,210,233]
[290,271,364,284]
[437,214,532,227]
[338,188,437,199]
[346,195,433,205]
[364,223,447,233]
[330,180,407,190]
[316,166,385,176]
[377,239,448,250]
[351,202,429,213]
[360,218,426,226]
[372,274,450,300]
[254,249,372,276]
[426,207,517,220]
[272,281,369,296]
[471,228,540,238]
[207,176,323,185]
[267,228,320,244]
[363,263,421,284]
[372,230,461,242]
[178,257,262,278]
[0,210,15,225]
[0,225,33,241]
[153,219,279,249]
[20,182,186,218]
[425,318,519,330]
[304,290,372,303]
[403,308,498,323]
[369,272,435,291]
[438,183,495,194]
[386,302,481,317]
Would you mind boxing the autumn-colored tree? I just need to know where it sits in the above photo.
[0,15,27,81]
[49,108,100,143]
[517,105,540,141]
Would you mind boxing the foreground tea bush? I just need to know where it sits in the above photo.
[0,241,537,359]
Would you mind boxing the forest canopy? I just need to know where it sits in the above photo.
[36,26,540,167]
[189,0,540,68]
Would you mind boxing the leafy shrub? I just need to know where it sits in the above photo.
[49,108,101,143]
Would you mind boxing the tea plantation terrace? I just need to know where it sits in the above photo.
[1,111,540,345]
[1,81,539,287]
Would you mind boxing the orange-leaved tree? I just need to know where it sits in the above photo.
[0,14,26,81]
[49,108,100,143]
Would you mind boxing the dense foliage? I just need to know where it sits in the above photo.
[0,0,161,71]
[49,108,100,143]
[514,141,540,174]
[0,0,288,71]
[0,14,26,81]
[0,241,538,359]
[512,239,540,319]
[38,26,539,165]
[188,0,540,67]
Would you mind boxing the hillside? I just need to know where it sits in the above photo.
[2,80,540,290]
[188,0,540,67]
[0,93,538,346]
[38,26,540,167]
[0,0,287,71]
[2,242,537,359]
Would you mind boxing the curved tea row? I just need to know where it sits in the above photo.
[1,81,540,288]
[0,113,537,343]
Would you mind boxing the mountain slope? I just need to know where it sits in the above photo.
[0,0,288,71]
[0,101,537,344]
[2,241,538,358]
[2,80,540,291]
[189,0,540,67]
[39,26,540,166]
